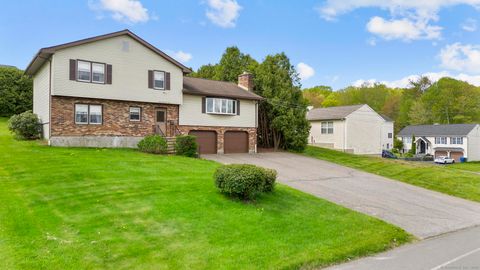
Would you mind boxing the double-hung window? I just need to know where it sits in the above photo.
[205,97,236,115]
[435,137,447,144]
[321,121,334,134]
[75,104,102,125]
[129,107,141,121]
[154,71,165,90]
[77,60,105,83]
[403,137,412,144]
[451,137,463,144]
[77,61,91,82]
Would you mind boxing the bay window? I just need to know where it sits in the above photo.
[205,97,236,115]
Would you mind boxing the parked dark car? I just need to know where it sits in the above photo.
[382,150,397,159]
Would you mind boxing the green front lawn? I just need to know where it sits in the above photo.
[0,118,410,269]
[302,146,480,203]
[451,162,480,173]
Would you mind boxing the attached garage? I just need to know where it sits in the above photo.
[224,131,249,154]
[189,130,217,154]
[450,151,464,162]
[435,151,448,158]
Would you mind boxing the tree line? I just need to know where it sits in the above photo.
[303,77,480,132]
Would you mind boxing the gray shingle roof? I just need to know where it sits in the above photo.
[183,77,263,100]
[307,104,364,121]
[398,124,478,136]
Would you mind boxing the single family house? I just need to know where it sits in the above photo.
[25,29,263,154]
[397,124,480,161]
[307,104,393,154]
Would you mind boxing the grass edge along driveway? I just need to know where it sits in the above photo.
[302,146,480,203]
[0,118,411,269]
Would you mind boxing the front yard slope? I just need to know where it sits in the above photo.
[303,146,480,203]
[0,118,410,269]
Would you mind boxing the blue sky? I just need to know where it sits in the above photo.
[1,0,480,89]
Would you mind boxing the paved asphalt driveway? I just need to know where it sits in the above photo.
[204,152,480,239]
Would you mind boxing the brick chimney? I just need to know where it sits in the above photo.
[238,72,254,91]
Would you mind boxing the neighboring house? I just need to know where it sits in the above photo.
[397,124,480,161]
[307,104,394,154]
[25,29,262,154]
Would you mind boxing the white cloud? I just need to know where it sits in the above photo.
[317,0,480,41]
[439,43,480,73]
[297,62,315,80]
[352,71,480,88]
[172,50,193,63]
[462,18,477,32]
[205,0,242,28]
[366,16,441,41]
[89,0,149,24]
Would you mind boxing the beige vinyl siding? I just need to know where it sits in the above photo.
[381,121,394,150]
[467,126,480,161]
[345,105,385,154]
[52,35,183,104]
[309,120,346,150]
[33,61,50,139]
[179,95,257,127]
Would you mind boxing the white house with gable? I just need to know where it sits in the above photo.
[307,104,394,155]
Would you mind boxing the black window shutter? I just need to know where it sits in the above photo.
[236,100,240,115]
[202,97,206,113]
[148,70,153,88]
[106,65,112,84]
[166,72,171,90]
[69,59,76,80]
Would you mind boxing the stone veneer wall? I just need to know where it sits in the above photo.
[178,125,257,154]
[50,96,179,147]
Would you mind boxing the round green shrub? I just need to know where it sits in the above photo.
[214,164,277,200]
[175,135,198,157]
[8,111,41,140]
[137,135,168,154]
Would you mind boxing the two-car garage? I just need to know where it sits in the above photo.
[188,130,250,154]
[434,148,464,162]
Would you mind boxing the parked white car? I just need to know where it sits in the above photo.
[434,156,455,164]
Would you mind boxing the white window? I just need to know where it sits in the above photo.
[435,137,447,144]
[77,61,91,82]
[154,71,165,90]
[451,137,463,144]
[403,137,412,144]
[129,107,141,121]
[92,63,105,83]
[205,98,236,115]
[321,121,334,134]
[75,104,102,125]
[75,104,89,124]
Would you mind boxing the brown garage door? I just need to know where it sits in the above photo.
[189,131,217,154]
[435,151,447,158]
[224,131,249,154]
[450,151,463,162]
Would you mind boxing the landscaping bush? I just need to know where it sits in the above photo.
[214,164,277,200]
[137,135,168,154]
[8,110,41,140]
[175,135,198,157]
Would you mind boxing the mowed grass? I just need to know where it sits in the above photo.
[302,146,480,203]
[451,162,480,173]
[0,118,411,270]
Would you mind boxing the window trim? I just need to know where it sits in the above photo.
[74,103,103,125]
[153,70,166,90]
[76,59,106,84]
[205,97,237,115]
[129,106,142,122]
[435,137,447,144]
[451,137,463,145]
[321,121,334,134]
